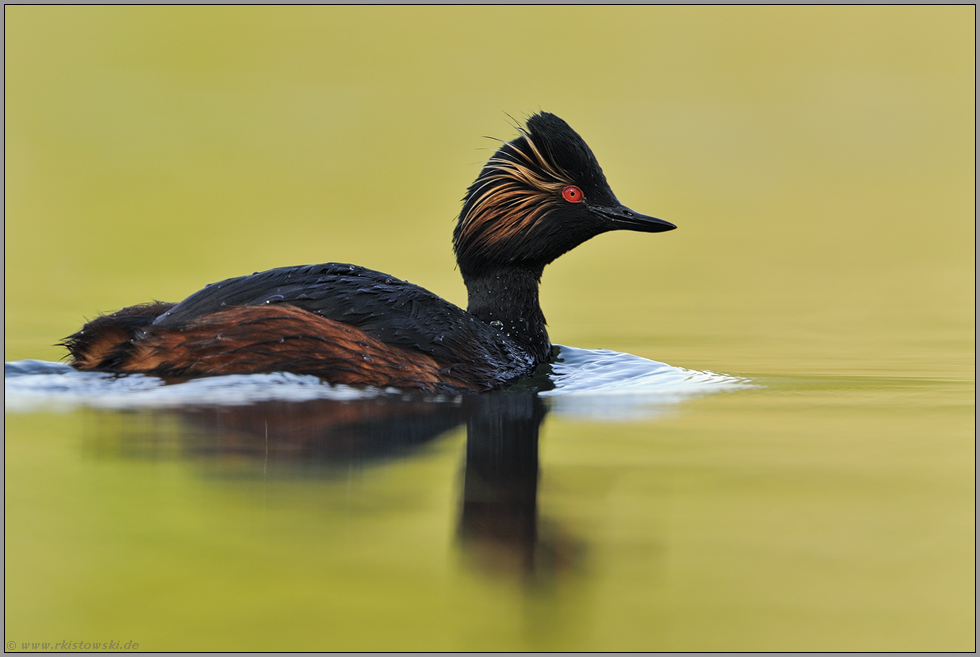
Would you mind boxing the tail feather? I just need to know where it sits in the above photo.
[63,303,483,393]
[62,302,175,370]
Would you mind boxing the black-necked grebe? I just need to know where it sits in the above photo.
[64,112,676,392]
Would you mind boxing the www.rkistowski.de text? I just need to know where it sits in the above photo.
[7,640,139,650]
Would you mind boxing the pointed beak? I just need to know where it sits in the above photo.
[591,204,676,233]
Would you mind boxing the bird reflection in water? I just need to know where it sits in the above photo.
[91,386,581,583]
[458,392,581,583]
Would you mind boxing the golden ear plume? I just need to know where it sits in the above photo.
[458,133,575,252]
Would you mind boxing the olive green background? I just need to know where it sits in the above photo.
[5,6,975,651]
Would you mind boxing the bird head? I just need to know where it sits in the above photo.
[453,112,675,279]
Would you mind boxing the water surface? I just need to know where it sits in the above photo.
[4,348,972,651]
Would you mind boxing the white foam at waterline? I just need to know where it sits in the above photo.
[4,347,753,416]
[541,346,753,420]
[4,365,389,412]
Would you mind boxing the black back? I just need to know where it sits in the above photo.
[152,263,535,379]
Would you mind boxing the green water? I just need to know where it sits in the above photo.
[4,6,975,651]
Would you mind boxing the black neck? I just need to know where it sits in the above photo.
[463,266,551,363]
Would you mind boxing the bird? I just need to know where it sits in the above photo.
[63,112,676,393]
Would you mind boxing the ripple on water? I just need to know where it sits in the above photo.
[3,347,751,418]
[542,346,750,420]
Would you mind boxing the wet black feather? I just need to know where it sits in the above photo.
[152,263,535,380]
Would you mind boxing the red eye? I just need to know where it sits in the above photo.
[562,185,584,203]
